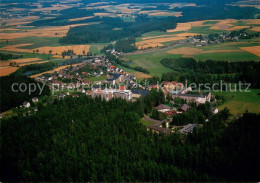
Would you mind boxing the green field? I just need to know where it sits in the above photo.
[203,21,219,25]
[0,37,62,49]
[124,50,181,77]
[213,89,260,116]
[89,44,105,56]
[194,51,260,61]
[87,75,107,82]
[139,118,153,127]
[188,26,228,34]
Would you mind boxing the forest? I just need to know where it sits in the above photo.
[115,37,138,53]
[0,75,50,112]
[0,53,23,61]
[1,95,260,181]
[59,15,177,44]
[161,58,260,88]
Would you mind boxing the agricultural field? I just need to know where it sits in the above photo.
[1,0,260,77]
[123,50,181,77]
[213,89,260,116]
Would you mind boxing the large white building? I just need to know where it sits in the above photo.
[88,88,132,101]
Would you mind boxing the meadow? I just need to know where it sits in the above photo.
[124,50,181,77]
[213,89,260,116]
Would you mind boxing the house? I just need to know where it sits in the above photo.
[179,123,198,134]
[131,89,149,98]
[90,88,132,101]
[106,74,125,84]
[147,124,172,135]
[23,102,30,108]
[180,104,190,112]
[32,97,38,103]
[172,92,211,104]
[211,107,219,114]
[155,104,171,113]
[59,93,66,99]
[72,94,79,98]
[165,110,176,117]
[163,81,183,92]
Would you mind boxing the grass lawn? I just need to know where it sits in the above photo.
[0,50,56,60]
[123,50,181,77]
[87,75,107,82]
[141,31,184,38]
[213,89,260,116]
[194,51,260,61]
[200,41,260,51]
[203,21,219,25]
[139,118,153,127]
[0,37,62,49]
[89,44,105,56]
[188,26,228,34]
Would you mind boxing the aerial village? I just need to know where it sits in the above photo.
[17,54,218,135]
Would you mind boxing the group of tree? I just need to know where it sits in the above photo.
[1,94,259,181]
[0,75,50,112]
[161,57,260,88]
[0,53,23,61]
[59,16,177,44]
[114,37,138,53]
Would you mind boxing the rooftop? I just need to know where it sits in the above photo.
[179,123,198,133]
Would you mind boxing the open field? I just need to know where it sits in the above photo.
[0,66,19,76]
[0,57,42,66]
[124,50,181,77]
[69,16,95,22]
[167,20,206,32]
[138,10,182,17]
[0,44,90,56]
[137,33,199,49]
[213,89,260,116]
[166,47,203,56]
[139,118,153,127]
[194,51,260,61]
[87,75,107,82]
[0,23,94,39]
[240,46,260,57]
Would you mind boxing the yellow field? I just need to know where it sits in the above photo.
[169,3,196,9]
[138,10,182,17]
[0,66,19,76]
[0,43,32,52]
[240,46,260,57]
[36,45,90,55]
[30,4,72,12]
[0,57,42,66]
[137,33,199,49]
[69,16,95,22]
[167,47,203,55]
[1,16,39,26]
[0,43,90,56]
[132,72,152,79]
[19,61,49,66]
[94,13,116,17]
[0,23,93,39]
[228,26,250,31]
[167,20,206,32]
[251,27,260,32]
